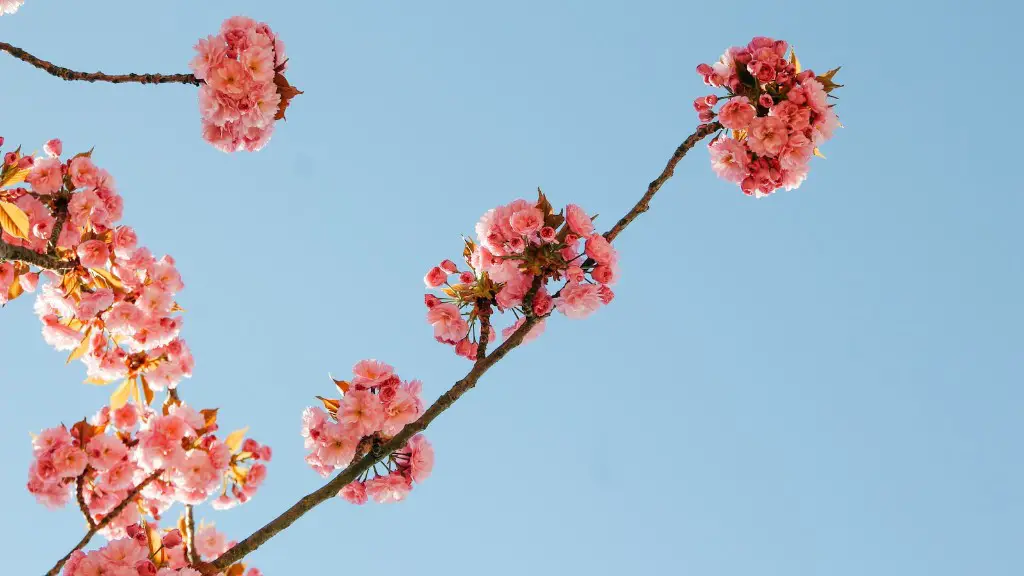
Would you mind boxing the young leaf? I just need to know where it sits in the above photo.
[110,378,134,410]
[329,375,350,394]
[789,48,801,73]
[817,67,843,92]
[66,327,92,364]
[84,376,114,386]
[141,375,154,405]
[225,427,249,453]
[813,147,827,159]
[536,187,554,215]
[200,408,219,428]
[0,201,31,239]
[316,395,341,414]
[0,166,31,187]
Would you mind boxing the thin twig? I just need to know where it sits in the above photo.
[45,469,164,576]
[75,470,96,530]
[0,238,76,270]
[603,122,721,242]
[0,41,201,85]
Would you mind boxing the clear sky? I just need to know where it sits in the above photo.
[1,1,1021,575]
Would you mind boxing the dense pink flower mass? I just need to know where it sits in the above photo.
[27,402,269,537]
[190,16,301,152]
[0,142,197,392]
[694,37,843,197]
[61,524,261,576]
[302,361,433,504]
[0,0,23,15]
[423,191,618,357]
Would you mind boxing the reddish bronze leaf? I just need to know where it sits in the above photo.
[273,73,303,121]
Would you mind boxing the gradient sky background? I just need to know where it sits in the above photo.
[1,1,1021,575]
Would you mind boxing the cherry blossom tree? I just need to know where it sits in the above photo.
[0,19,841,576]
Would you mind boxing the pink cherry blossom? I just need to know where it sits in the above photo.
[26,157,63,195]
[427,303,469,344]
[709,137,750,183]
[554,282,604,319]
[0,0,24,16]
[718,97,756,130]
[565,204,594,237]
[339,481,368,505]
[747,116,789,157]
[338,390,385,437]
[405,434,434,483]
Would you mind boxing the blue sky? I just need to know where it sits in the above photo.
[1,1,1022,575]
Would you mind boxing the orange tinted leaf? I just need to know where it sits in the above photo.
[140,376,154,405]
[225,427,249,453]
[110,378,133,410]
[789,47,801,73]
[316,395,341,414]
[201,408,219,428]
[0,201,31,239]
[0,166,31,187]
[66,327,92,364]
[331,376,350,394]
[813,147,827,159]
[84,376,114,385]
[90,267,124,291]
[7,277,24,301]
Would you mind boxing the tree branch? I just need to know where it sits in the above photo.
[45,469,164,576]
[0,238,76,270]
[184,504,197,565]
[603,122,721,242]
[203,314,541,572]
[47,196,69,256]
[198,124,719,571]
[0,41,201,86]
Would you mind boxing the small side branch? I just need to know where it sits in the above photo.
[0,41,201,86]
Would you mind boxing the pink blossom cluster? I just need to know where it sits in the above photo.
[0,0,23,15]
[424,192,616,358]
[62,523,261,576]
[189,16,296,153]
[301,360,435,504]
[695,37,842,197]
[0,141,195,390]
[27,401,269,538]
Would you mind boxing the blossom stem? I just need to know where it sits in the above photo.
[603,122,721,242]
[45,469,164,576]
[0,41,201,86]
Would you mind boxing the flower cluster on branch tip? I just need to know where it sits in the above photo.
[695,36,843,197]
[29,401,268,536]
[63,522,262,576]
[424,190,616,359]
[302,360,435,505]
[0,139,194,395]
[190,16,301,153]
